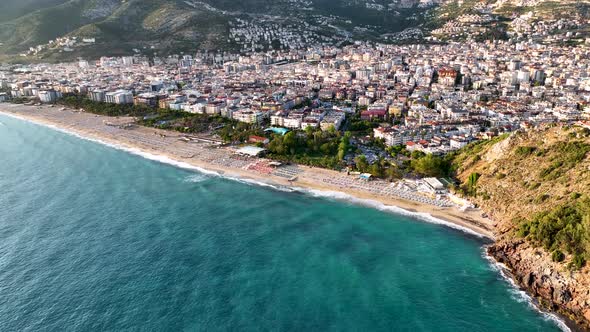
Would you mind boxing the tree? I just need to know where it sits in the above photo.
[268,135,285,154]
[337,132,351,161]
[283,131,297,155]
[354,155,369,173]
[467,172,480,196]
[410,154,450,177]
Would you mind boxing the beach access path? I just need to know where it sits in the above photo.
[0,103,496,239]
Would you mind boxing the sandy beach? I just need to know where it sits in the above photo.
[0,103,496,239]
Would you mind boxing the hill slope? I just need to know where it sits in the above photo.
[0,0,429,61]
[452,125,590,328]
[1,0,589,62]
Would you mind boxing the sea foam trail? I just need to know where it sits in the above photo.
[483,251,572,332]
[184,174,210,183]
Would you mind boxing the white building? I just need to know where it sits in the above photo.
[38,90,59,103]
[113,90,133,104]
[232,109,266,124]
[105,90,133,104]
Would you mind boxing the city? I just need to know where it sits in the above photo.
[2,40,590,162]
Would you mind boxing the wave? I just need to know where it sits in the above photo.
[231,177,296,192]
[1,111,495,242]
[1,110,572,331]
[483,251,572,332]
[297,187,489,239]
[184,174,210,183]
[1,111,488,240]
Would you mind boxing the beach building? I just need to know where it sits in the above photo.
[422,177,447,194]
[232,109,266,124]
[113,91,134,105]
[235,146,266,157]
[359,173,372,181]
[134,93,159,107]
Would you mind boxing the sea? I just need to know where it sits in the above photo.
[0,113,568,331]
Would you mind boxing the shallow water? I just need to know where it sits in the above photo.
[0,114,564,331]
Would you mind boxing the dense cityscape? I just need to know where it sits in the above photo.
[2,39,590,163]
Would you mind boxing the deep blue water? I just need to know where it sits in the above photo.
[0,114,563,331]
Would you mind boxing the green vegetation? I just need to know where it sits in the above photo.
[266,129,345,169]
[347,112,380,134]
[59,95,261,142]
[409,154,452,178]
[517,196,590,270]
[515,146,536,157]
[538,141,590,180]
[59,95,152,117]
[466,172,480,196]
[337,131,351,161]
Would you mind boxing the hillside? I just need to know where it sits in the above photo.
[427,0,590,42]
[0,0,428,62]
[452,124,590,328]
[0,0,234,61]
[0,0,68,21]
[1,0,589,62]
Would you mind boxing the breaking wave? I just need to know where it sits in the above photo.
[484,250,572,332]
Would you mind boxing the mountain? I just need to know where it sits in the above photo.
[0,0,429,62]
[0,0,588,62]
[452,124,590,328]
[0,0,69,21]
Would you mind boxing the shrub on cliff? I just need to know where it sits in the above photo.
[569,254,586,270]
[551,250,565,262]
[518,196,590,269]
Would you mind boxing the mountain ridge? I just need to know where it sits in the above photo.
[0,0,588,62]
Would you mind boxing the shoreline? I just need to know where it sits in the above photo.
[0,104,496,240]
[2,104,580,332]
[483,249,575,332]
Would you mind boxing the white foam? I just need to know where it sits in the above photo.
[0,111,223,178]
[1,110,574,331]
[296,187,489,239]
[184,174,210,183]
[483,250,572,332]
[233,177,296,192]
[2,111,488,240]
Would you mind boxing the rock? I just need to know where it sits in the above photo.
[525,272,535,287]
[489,240,590,331]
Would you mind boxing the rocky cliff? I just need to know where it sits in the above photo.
[452,124,590,330]
[489,240,590,330]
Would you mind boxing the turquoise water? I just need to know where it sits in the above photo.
[0,114,563,331]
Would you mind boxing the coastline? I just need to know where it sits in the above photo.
[2,103,582,332]
[0,103,496,239]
